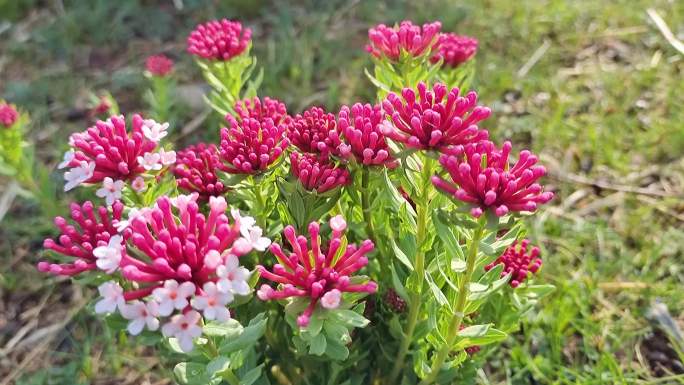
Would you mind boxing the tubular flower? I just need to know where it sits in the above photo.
[62,115,162,186]
[286,106,341,158]
[485,239,542,288]
[220,115,289,174]
[146,54,174,76]
[38,201,127,276]
[382,82,490,154]
[0,103,19,128]
[366,20,442,61]
[289,153,351,193]
[337,103,398,168]
[257,215,377,327]
[187,19,252,61]
[432,141,554,217]
[431,33,478,68]
[234,97,289,126]
[174,143,229,199]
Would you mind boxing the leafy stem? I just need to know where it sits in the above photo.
[252,175,267,228]
[361,167,387,278]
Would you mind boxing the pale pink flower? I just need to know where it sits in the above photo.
[320,289,342,309]
[137,152,162,171]
[161,310,202,352]
[94,281,124,314]
[93,234,124,273]
[141,119,169,142]
[131,176,147,192]
[120,300,160,335]
[64,161,95,191]
[152,280,196,316]
[96,177,124,206]
[191,282,232,322]
[216,254,251,296]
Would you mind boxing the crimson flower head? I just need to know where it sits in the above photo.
[337,103,398,168]
[234,97,289,125]
[0,103,18,128]
[485,239,542,288]
[431,33,478,68]
[382,82,490,154]
[290,153,351,193]
[220,116,289,174]
[432,141,554,217]
[174,143,229,199]
[286,106,341,158]
[38,201,127,276]
[366,20,442,61]
[257,216,378,327]
[146,54,174,76]
[187,19,252,61]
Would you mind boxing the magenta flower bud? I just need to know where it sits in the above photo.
[257,216,377,327]
[485,239,542,287]
[383,82,490,154]
[337,103,398,168]
[430,33,478,68]
[219,115,289,174]
[234,97,289,126]
[432,140,554,217]
[173,143,229,199]
[187,19,252,61]
[145,54,174,76]
[285,106,341,158]
[39,200,125,276]
[366,20,442,61]
[0,102,19,128]
[290,152,350,193]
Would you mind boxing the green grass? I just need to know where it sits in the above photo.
[1,0,683,383]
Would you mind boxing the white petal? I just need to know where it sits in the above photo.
[128,318,145,335]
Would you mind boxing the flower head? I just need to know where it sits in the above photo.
[485,239,542,288]
[337,103,397,168]
[39,201,127,276]
[431,33,478,68]
[382,82,490,154]
[174,143,229,199]
[257,216,377,327]
[63,115,160,185]
[290,153,350,193]
[432,141,554,217]
[0,103,19,128]
[234,97,289,126]
[95,177,124,206]
[187,19,252,61]
[285,106,341,158]
[219,116,289,174]
[146,54,174,76]
[366,20,442,61]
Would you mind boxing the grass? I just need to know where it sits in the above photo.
[1,0,683,383]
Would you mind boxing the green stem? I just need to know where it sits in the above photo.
[419,217,487,385]
[388,156,434,383]
[361,168,387,278]
[252,176,267,228]
[221,369,241,385]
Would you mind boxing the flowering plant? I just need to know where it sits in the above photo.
[13,18,558,385]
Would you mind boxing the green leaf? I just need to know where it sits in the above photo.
[203,319,243,337]
[451,259,466,273]
[309,333,327,356]
[219,313,267,354]
[174,362,218,385]
[456,324,507,348]
[240,364,264,385]
[425,271,450,309]
[391,238,413,270]
[519,284,556,299]
[329,309,369,328]
[206,356,231,376]
[433,211,465,262]
[324,322,351,345]
[390,262,409,300]
[324,340,350,360]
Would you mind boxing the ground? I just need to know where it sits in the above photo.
[1,0,683,384]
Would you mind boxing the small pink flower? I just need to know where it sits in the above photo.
[93,234,124,273]
[94,281,125,314]
[329,215,347,233]
[485,240,542,288]
[219,116,289,174]
[131,176,147,192]
[152,280,197,317]
[289,153,350,193]
[173,143,229,199]
[382,82,490,154]
[337,103,397,168]
[0,103,19,128]
[64,161,95,191]
[285,106,341,158]
[145,54,174,76]
[159,148,176,166]
[161,310,203,352]
[191,282,232,322]
[39,201,127,277]
[141,119,169,142]
[366,20,442,61]
[95,177,124,206]
[137,152,162,171]
[431,33,478,68]
[257,217,377,327]
[120,300,160,335]
[187,19,252,61]
[432,141,554,217]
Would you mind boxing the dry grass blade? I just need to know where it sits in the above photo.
[647,8,684,55]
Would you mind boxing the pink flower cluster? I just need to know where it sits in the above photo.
[257,216,377,327]
[366,21,442,61]
[432,141,554,217]
[0,103,18,128]
[286,106,341,158]
[220,116,289,175]
[38,201,127,276]
[431,33,478,68]
[187,19,252,61]
[146,54,174,76]
[289,153,350,193]
[174,143,229,199]
[337,103,397,168]
[235,97,290,125]
[485,239,542,288]
[382,82,490,154]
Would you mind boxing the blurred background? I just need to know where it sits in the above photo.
[1,0,683,383]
